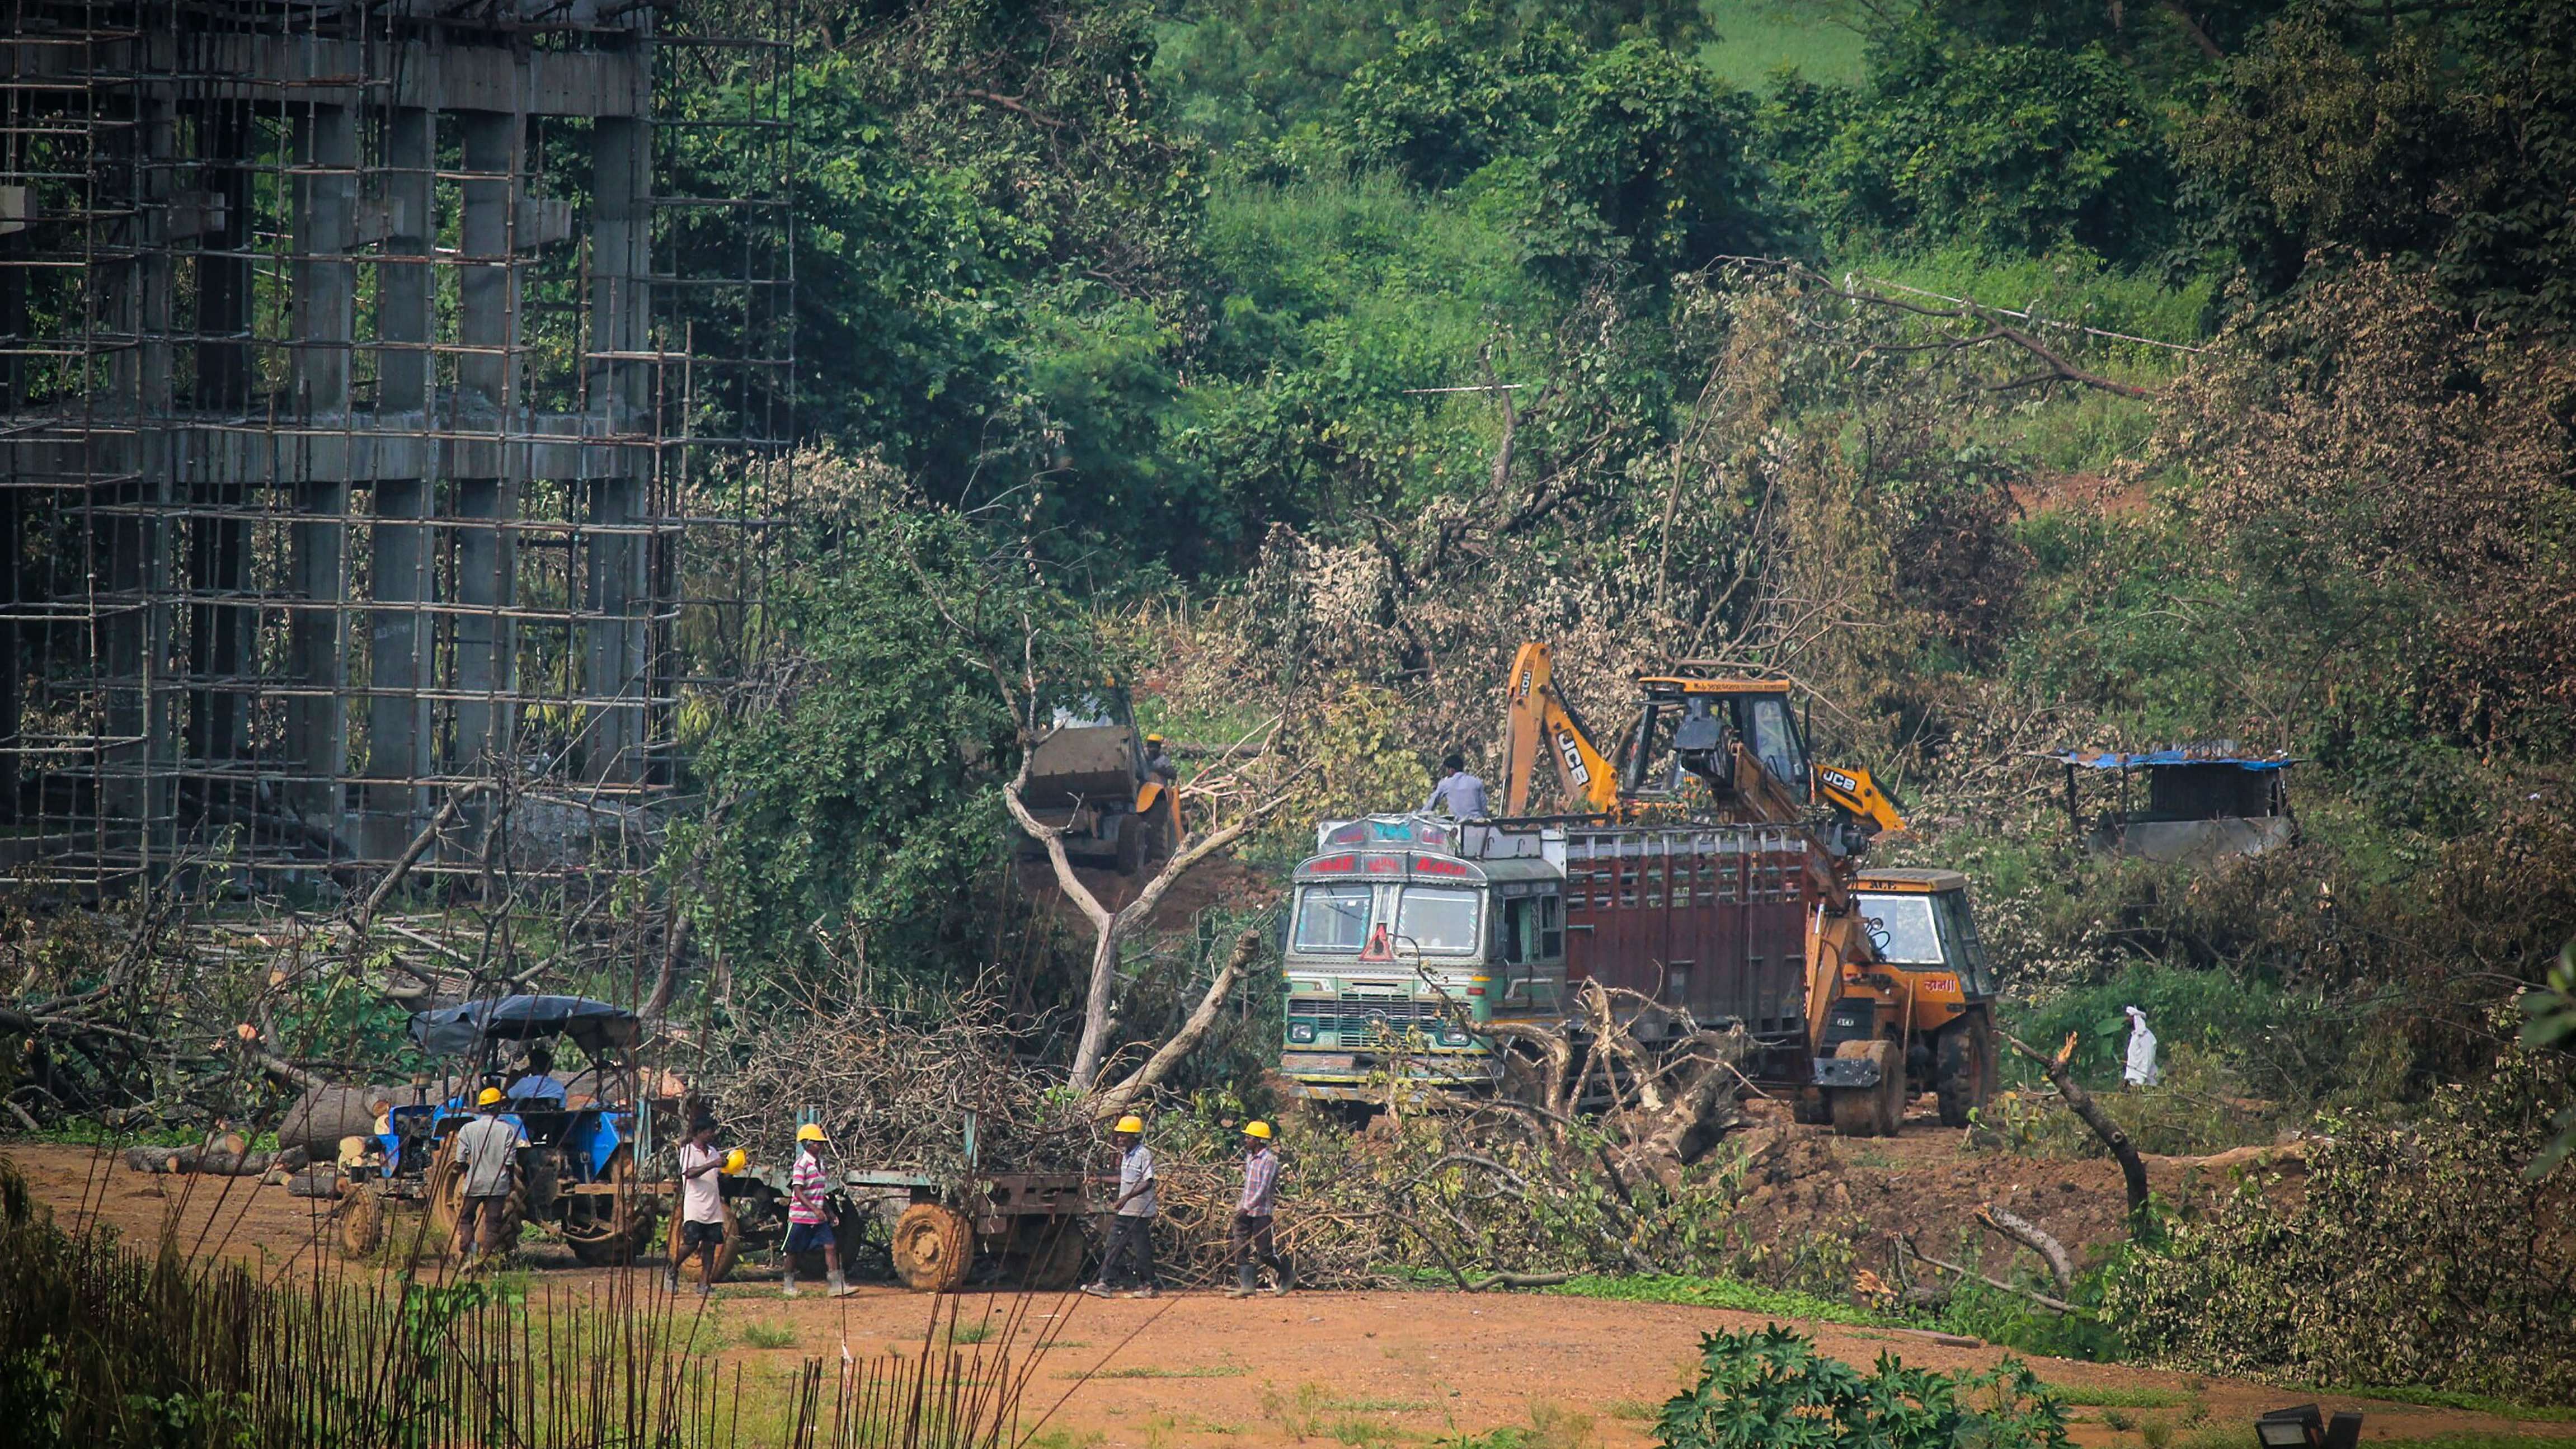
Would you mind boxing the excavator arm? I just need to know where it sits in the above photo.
[1814,763,1907,838]
[1501,642,1623,816]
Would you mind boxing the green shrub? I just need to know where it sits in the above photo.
[1655,1325,2072,1449]
[2107,1025,2576,1403]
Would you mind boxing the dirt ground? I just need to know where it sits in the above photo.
[12,1141,2569,1449]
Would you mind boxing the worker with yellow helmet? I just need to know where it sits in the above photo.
[783,1121,855,1299]
[1226,1120,1292,1298]
[1083,1114,1160,1299]
[452,1085,529,1269]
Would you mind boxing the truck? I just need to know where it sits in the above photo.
[1277,814,1996,1133]
[1278,646,2000,1134]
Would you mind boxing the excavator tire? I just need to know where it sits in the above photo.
[1935,1012,1998,1128]
[1829,1039,1905,1138]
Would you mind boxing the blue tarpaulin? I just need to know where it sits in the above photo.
[408,995,640,1057]
[2048,749,2297,772]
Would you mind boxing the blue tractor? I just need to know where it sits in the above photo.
[336,995,665,1265]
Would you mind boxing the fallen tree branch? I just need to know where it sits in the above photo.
[1902,1235,2081,1315]
[1467,1270,1576,1291]
[1090,928,1262,1121]
[2002,1029,2152,1230]
[1977,1205,2076,1291]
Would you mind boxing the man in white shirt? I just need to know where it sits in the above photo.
[667,1115,730,1295]
[450,1087,528,1268]
[1083,1115,1159,1300]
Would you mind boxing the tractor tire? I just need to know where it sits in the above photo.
[1935,1012,1998,1129]
[890,1203,974,1292]
[426,1139,528,1259]
[338,1183,387,1259]
[666,1199,740,1285]
[1829,1039,1905,1138]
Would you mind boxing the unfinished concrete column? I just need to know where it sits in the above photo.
[377,103,435,417]
[363,480,433,858]
[191,101,253,412]
[581,114,652,784]
[286,104,356,839]
[451,111,520,779]
[581,479,648,784]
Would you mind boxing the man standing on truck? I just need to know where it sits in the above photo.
[668,1114,728,1296]
[452,1086,528,1270]
[1084,1114,1160,1300]
[783,1122,855,1299]
[1225,1120,1292,1299]
[1425,752,1489,819]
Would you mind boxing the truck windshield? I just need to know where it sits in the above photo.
[1857,893,1944,965]
[1747,697,1805,785]
[1292,883,1373,952]
[1396,886,1481,954]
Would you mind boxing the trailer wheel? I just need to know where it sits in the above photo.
[1935,1013,1997,1129]
[891,1203,974,1292]
[338,1183,386,1259]
[1829,1039,1905,1138]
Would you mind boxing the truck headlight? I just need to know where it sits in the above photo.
[1289,1021,1317,1045]
[1437,1025,1470,1047]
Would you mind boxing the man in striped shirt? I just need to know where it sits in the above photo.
[784,1122,855,1298]
[1225,1121,1291,1298]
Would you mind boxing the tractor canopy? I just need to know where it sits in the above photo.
[408,995,641,1057]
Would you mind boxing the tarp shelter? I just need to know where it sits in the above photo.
[2048,747,2298,862]
[409,996,641,1058]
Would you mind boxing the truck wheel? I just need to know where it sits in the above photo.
[1830,1039,1905,1138]
[1936,1013,1997,1128]
[666,1200,740,1284]
[338,1183,386,1259]
[891,1203,973,1292]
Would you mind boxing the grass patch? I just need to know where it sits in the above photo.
[949,1321,995,1345]
[1073,1364,1251,1381]
[742,1320,798,1350]
[2046,1387,2194,1409]
[1023,1430,1106,1449]
[2299,1387,2576,1423]
[1438,1403,1598,1449]
[1544,1273,1884,1328]
[1606,1400,1659,1423]
[1327,1396,1432,1414]
[1698,0,1869,88]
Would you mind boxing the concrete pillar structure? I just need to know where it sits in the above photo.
[286,105,357,836]
[582,115,652,784]
[363,479,433,859]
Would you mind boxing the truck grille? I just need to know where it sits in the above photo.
[1290,997,1445,1027]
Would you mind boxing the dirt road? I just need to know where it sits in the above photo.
[11,1143,2567,1449]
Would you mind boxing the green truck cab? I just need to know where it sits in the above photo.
[1278,815,1570,1103]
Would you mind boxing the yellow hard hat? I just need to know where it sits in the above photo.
[722,1147,748,1174]
[1145,733,1165,745]
[476,1086,505,1107]
[1242,1121,1272,1140]
[796,1123,828,1144]
[1113,1114,1145,1135]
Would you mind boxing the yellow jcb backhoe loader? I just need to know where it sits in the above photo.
[1494,642,1997,1134]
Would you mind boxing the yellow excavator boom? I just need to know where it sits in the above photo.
[1815,763,1907,837]
[1501,642,1622,816]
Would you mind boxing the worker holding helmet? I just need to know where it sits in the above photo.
[784,1122,855,1299]
[1084,1114,1160,1300]
[667,1114,730,1296]
[1226,1121,1292,1299]
[452,1085,528,1269]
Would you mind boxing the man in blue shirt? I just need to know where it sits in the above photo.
[506,1043,567,1105]
[1424,752,1489,818]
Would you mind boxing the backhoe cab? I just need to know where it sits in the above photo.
[1017,685,1181,875]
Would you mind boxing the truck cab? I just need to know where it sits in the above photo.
[1279,815,1569,1103]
